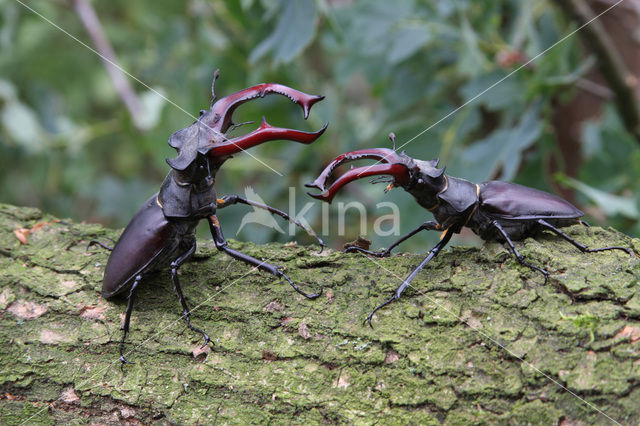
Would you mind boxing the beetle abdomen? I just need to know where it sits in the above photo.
[479,181,583,221]
[102,194,173,298]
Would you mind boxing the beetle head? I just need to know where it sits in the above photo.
[166,70,327,173]
[407,158,446,197]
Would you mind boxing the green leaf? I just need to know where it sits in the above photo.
[136,87,167,131]
[1,100,48,152]
[249,0,317,65]
[458,101,542,182]
[457,16,488,77]
[388,26,432,64]
[460,71,521,111]
[558,175,639,220]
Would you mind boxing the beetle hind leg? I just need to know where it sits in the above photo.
[537,219,634,256]
[170,244,212,348]
[491,220,549,284]
[119,275,142,365]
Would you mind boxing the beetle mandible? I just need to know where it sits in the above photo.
[98,71,327,363]
[306,134,636,326]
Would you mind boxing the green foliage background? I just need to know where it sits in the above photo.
[1,0,638,251]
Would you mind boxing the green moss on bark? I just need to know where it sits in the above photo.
[0,203,639,424]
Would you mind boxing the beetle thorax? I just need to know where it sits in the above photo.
[158,155,219,219]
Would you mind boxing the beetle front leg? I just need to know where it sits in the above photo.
[345,221,440,257]
[208,215,322,299]
[170,243,211,348]
[119,275,142,365]
[366,228,453,327]
[491,220,549,283]
[217,194,325,250]
[537,219,634,256]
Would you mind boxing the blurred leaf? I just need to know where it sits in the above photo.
[543,57,595,87]
[558,175,639,219]
[0,78,17,99]
[249,0,317,65]
[578,106,638,187]
[1,99,48,152]
[136,87,167,131]
[460,71,522,111]
[1,0,636,241]
[388,25,432,64]
[582,119,602,158]
[93,175,157,222]
[457,16,489,77]
[0,2,17,52]
[458,100,542,182]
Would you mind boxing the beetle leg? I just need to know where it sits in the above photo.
[491,220,549,283]
[217,194,325,251]
[87,240,113,251]
[119,275,142,365]
[208,215,322,299]
[170,243,211,348]
[346,221,440,257]
[537,219,633,256]
[365,228,453,328]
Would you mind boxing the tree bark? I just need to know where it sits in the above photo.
[0,203,639,424]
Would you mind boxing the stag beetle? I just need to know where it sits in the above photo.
[98,71,327,363]
[306,134,635,326]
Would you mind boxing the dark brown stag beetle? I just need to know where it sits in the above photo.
[306,134,636,326]
[97,71,327,363]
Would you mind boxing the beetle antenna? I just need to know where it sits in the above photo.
[389,133,396,151]
[226,120,255,134]
[210,69,220,107]
[370,176,393,185]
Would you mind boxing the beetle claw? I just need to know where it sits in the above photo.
[198,331,211,348]
[306,287,323,300]
[364,313,375,329]
[200,335,211,348]
[278,270,322,300]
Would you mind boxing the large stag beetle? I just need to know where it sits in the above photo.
[306,134,635,326]
[97,71,327,363]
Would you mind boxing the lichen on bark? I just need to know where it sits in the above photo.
[0,202,639,424]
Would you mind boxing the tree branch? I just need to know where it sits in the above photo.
[72,0,145,130]
[555,0,640,143]
[0,202,639,423]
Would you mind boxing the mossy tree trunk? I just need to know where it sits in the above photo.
[0,203,639,424]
